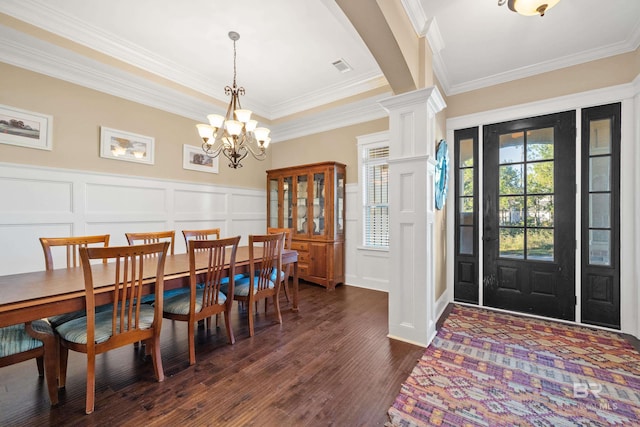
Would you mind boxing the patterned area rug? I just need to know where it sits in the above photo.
[387,305,640,427]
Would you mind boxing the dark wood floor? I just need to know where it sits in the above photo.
[0,282,425,426]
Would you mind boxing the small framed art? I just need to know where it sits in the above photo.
[100,126,155,165]
[183,144,218,174]
[0,104,53,151]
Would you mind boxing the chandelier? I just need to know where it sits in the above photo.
[498,0,561,16]
[196,31,270,169]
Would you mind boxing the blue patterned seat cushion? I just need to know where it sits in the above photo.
[55,305,156,345]
[0,320,53,358]
[163,289,227,316]
[47,303,113,328]
[140,287,190,304]
[140,274,243,304]
[239,269,285,283]
[221,275,275,297]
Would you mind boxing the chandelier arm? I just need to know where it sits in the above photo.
[243,136,267,160]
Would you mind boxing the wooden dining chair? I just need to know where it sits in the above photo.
[54,242,169,414]
[182,228,220,248]
[125,231,180,303]
[267,227,293,303]
[125,231,175,255]
[39,235,111,327]
[0,320,59,406]
[162,236,240,365]
[223,233,284,337]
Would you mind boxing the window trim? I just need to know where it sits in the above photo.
[357,131,390,250]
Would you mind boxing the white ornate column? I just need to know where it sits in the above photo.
[380,87,446,347]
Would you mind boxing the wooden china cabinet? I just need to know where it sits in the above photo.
[267,161,346,290]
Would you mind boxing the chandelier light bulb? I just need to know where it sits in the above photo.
[246,120,258,132]
[234,109,252,123]
[253,127,270,142]
[207,114,224,128]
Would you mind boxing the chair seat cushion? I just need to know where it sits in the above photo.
[47,303,113,328]
[163,289,227,316]
[0,320,53,358]
[55,305,156,345]
[140,287,190,304]
[221,276,275,297]
[239,269,285,283]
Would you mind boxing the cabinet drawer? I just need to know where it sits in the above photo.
[297,263,309,278]
[291,241,309,252]
[298,251,310,263]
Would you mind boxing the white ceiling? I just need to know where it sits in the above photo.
[1,0,639,132]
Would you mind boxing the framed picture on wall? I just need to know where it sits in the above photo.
[183,144,219,174]
[0,104,53,151]
[100,126,155,165]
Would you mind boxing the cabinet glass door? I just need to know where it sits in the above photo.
[336,171,345,237]
[268,178,279,228]
[313,172,326,236]
[283,176,293,228]
[296,175,308,235]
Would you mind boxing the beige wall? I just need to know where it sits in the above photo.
[446,49,638,118]
[269,118,388,184]
[434,108,448,300]
[0,63,267,189]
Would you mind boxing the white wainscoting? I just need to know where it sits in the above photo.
[0,162,266,275]
[344,183,391,292]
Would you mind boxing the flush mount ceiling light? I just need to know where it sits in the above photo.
[196,31,270,169]
[498,0,561,16]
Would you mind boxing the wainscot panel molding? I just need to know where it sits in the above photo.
[0,162,265,275]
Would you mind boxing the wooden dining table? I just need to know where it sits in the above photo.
[0,247,299,329]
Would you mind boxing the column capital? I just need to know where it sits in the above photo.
[379,86,446,115]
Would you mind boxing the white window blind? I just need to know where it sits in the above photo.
[363,146,389,247]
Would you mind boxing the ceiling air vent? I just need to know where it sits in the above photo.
[332,58,352,73]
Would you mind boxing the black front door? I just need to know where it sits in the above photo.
[483,111,575,320]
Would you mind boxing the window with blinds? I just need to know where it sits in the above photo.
[363,146,389,247]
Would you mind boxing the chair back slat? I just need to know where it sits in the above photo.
[80,242,169,347]
[125,231,175,256]
[39,235,110,270]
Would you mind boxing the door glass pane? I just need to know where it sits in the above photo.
[499,228,524,259]
[336,172,345,235]
[460,168,474,196]
[459,197,474,225]
[459,138,474,167]
[296,175,308,234]
[269,178,279,228]
[527,161,554,194]
[527,229,554,261]
[459,226,473,255]
[527,195,554,227]
[499,196,524,226]
[283,177,293,228]
[499,165,524,194]
[313,172,325,236]
[589,194,611,228]
[526,128,554,161]
[499,132,524,164]
[589,157,610,191]
[590,119,611,155]
[589,230,611,265]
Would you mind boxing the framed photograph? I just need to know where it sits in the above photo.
[183,144,219,174]
[0,104,53,151]
[100,126,154,165]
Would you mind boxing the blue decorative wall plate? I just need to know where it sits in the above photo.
[435,140,449,210]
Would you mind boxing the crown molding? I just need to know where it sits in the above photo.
[0,24,390,144]
[1,0,389,121]
[447,39,639,96]
[401,0,430,36]
[269,92,391,142]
